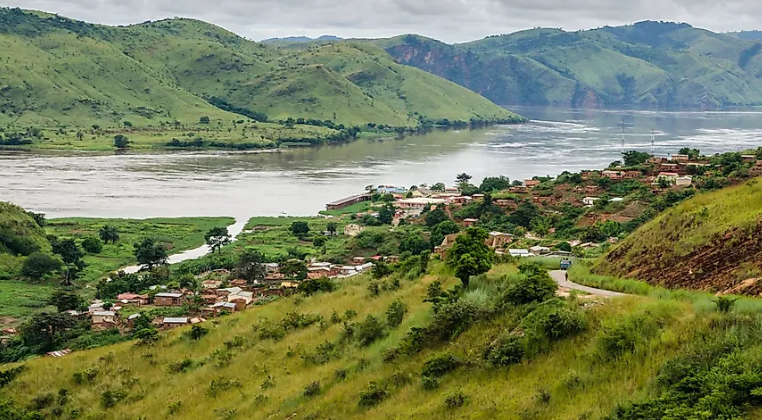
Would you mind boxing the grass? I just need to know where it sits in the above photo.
[46,217,235,284]
[238,217,351,259]
[0,281,56,327]
[6,262,762,418]
[318,201,373,217]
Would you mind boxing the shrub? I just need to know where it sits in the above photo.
[135,328,159,345]
[21,252,61,280]
[189,325,208,340]
[257,321,286,341]
[334,368,347,381]
[0,366,26,388]
[485,334,525,366]
[356,315,386,346]
[421,376,439,390]
[358,382,388,407]
[503,270,558,306]
[81,237,103,254]
[30,393,54,410]
[386,300,408,328]
[421,353,461,378]
[444,391,467,409]
[344,309,357,320]
[521,299,587,342]
[207,378,240,397]
[367,281,381,297]
[714,296,738,313]
[595,309,671,360]
[303,381,321,397]
[168,358,196,374]
[427,300,487,342]
[100,389,127,408]
[72,368,98,385]
[389,371,411,388]
[281,311,322,331]
[330,310,341,324]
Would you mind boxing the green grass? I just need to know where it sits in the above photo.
[238,217,350,259]
[318,201,373,217]
[46,217,235,284]
[6,263,762,418]
[0,281,56,326]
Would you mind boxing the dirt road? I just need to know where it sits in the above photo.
[549,270,628,298]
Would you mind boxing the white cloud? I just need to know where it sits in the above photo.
[2,0,762,43]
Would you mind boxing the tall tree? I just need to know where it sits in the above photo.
[378,203,396,225]
[234,250,267,285]
[447,228,493,287]
[479,176,511,193]
[52,238,84,286]
[99,225,120,244]
[49,289,83,312]
[281,260,308,280]
[326,221,338,236]
[290,221,310,238]
[455,173,473,184]
[21,312,76,351]
[133,238,168,270]
[205,226,231,254]
[113,134,129,149]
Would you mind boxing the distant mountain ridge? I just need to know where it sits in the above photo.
[261,35,343,44]
[367,21,762,109]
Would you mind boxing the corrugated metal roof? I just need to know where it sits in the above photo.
[93,311,115,316]
[155,292,184,298]
[163,317,189,324]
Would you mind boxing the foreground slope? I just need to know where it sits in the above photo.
[596,179,762,295]
[377,22,762,108]
[6,264,762,419]
[0,8,520,129]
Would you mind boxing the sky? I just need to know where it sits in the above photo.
[2,0,762,43]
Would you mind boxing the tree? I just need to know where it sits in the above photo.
[76,130,84,141]
[622,150,650,167]
[205,227,231,254]
[99,225,120,244]
[530,217,552,238]
[52,239,84,286]
[281,260,308,280]
[199,116,211,124]
[133,238,168,270]
[372,262,393,279]
[557,242,572,252]
[313,236,327,247]
[326,222,338,236]
[455,173,472,184]
[123,121,133,128]
[399,233,430,255]
[425,208,449,227]
[114,134,129,149]
[49,289,82,312]
[431,183,445,192]
[508,202,540,228]
[234,250,267,285]
[81,237,103,254]
[26,211,46,227]
[290,221,310,238]
[21,312,76,351]
[22,252,61,281]
[447,228,493,287]
[679,147,701,160]
[479,176,511,193]
[378,203,395,225]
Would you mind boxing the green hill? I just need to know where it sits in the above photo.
[0,202,51,279]
[0,8,520,138]
[376,22,762,108]
[5,263,762,419]
[595,179,762,295]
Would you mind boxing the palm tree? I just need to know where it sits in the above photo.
[99,225,120,244]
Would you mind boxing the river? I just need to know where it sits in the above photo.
[3,107,762,225]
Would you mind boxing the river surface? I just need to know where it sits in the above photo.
[3,107,762,223]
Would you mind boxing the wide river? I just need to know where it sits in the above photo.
[3,107,762,223]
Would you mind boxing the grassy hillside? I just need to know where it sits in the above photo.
[595,179,762,295]
[5,263,762,419]
[377,21,762,108]
[0,202,50,280]
[0,8,521,149]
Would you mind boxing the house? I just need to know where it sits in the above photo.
[190,317,206,325]
[217,287,243,297]
[524,180,541,188]
[660,163,679,172]
[463,218,478,227]
[444,186,460,193]
[229,279,247,288]
[46,349,72,358]
[584,185,599,194]
[396,197,446,212]
[201,280,223,290]
[357,262,374,273]
[653,172,679,185]
[307,267,332,279]
[742,155,757,163]
[509,186,528,193]
[210,301,237,315]
[582,197,599,207]
[472,194,485,201]
[127,313,142,328]
[623,171,641,179]
[91,311,116,329]
[529,246,551,255]
[671,154,689,163]
[352,257,366,265]
[201,293,220,304]
[508,249,531,258]
[601,170,623,180]
[580,170,599,180]
[610,197,624,202]
[675,176,693,187]
[340,266,358,276]
[451,196,473,205]
[153,292,186,307]
[377,185,407,194]
[161,317,189,329]
[495,199,512,207]
[228,291,254,307]
[647,156,667,164]
[116,293,149,306]
[486,232,514,248]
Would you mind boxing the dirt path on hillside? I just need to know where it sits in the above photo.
[549,270,628,298]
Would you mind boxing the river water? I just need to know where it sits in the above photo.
[3,107,762,223]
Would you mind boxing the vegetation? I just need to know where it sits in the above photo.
[0,8,523,152]
[378,22,762,108]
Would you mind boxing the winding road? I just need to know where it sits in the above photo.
[549,270,628,298]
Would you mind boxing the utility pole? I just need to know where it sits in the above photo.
[650,129,655,154]
[620,119,626,151]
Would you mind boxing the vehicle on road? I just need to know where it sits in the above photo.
[560,259,572,270]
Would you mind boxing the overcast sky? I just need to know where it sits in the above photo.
[2,0,761,43]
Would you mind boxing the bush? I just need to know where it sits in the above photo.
[334,368,347,381]
[189,325,208,340]
[485,334,525,366]
[72,368,98,385]
[281,311,322,331]
[100,389,127,408]
[421,376,439,390]
[257,321,286,341]
[444,391,467,409]
[168,358,197,374]
[303,381,321,397]
[503,269,558,306]
[81,237,103,254]
[521,299,587,341]
[298,278,335,295]
[596,309,671,360]
[714,295,738,313]
[388,370,411,388]
[21,252,61,280]
[358,382,388,407]
[421,353,461,378]
[386,300,408,328]
[207,378,240,397]
[355,315,386,346]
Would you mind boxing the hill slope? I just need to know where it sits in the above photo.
[377,22,762,108]
[0,202,51,279]
[5,264,762,419]
[596,179,762,295]
[0,8,519,129]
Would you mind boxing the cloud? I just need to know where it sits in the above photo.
[3,0,762,43]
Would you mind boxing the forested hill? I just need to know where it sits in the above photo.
[374,21,762,109]
[0,8,520,128]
